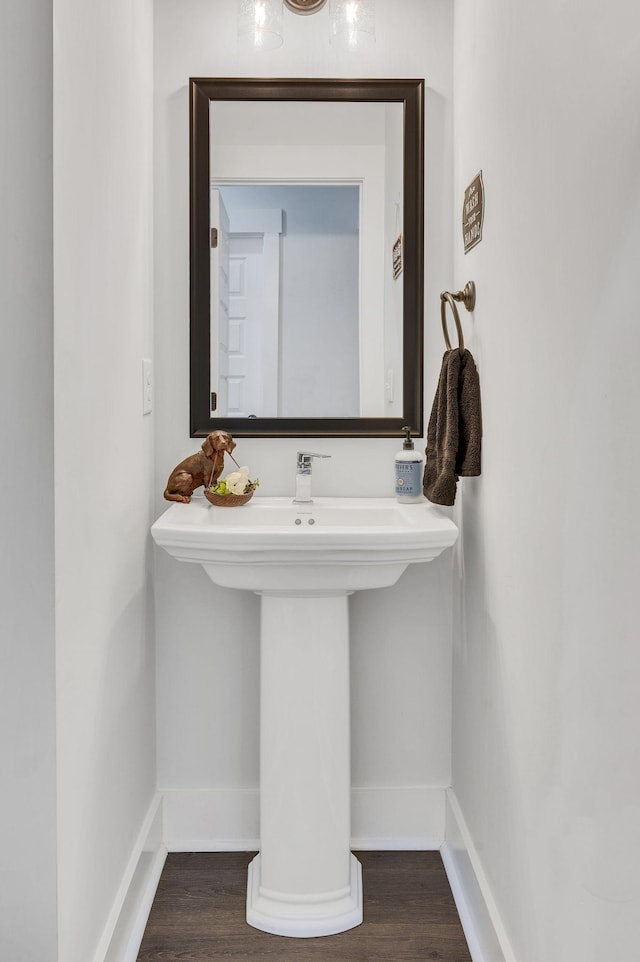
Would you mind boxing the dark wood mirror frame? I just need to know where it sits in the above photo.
[190,77,424,438]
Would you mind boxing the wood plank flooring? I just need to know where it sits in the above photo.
[137,851,472,961]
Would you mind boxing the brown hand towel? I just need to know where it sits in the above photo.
[423,348,482,506]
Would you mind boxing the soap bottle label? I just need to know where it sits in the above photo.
[395,460,422,498]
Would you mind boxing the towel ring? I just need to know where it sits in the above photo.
[440,281,476,352]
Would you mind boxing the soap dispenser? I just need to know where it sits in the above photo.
[395,426,424,503]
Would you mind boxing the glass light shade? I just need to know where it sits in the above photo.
[238,0,284,49]
[329,0,375,48]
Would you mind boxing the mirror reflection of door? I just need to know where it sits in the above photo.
[212,184,362,418]
[211,190,276,417]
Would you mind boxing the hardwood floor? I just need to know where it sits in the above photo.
[137,851,472,961]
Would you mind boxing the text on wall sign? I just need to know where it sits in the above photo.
[463,171,484,253]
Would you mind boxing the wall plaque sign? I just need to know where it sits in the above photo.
[463,171,484,253]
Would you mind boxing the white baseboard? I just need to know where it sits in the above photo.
[441,789,515,962]
[94,786,516,962]
[93,786,516,962]
[95,793,167,962]
[351,786,445,850]
[162,786,446,852]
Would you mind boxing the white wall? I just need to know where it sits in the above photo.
[54,1,157,961]
[154,0,455,846]
[451,0,640,958]
[280,219,359,418]
[0,2,58,959]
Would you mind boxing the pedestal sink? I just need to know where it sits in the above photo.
[151,496,457,938]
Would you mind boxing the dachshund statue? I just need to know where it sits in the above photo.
[163,431,236,503]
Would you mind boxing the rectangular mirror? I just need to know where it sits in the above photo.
[190,78,424,438]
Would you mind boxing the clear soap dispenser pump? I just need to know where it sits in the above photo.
[395,426,424,503]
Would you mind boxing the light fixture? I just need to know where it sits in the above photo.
[330,0,375,48]
[238,0,375,49]
[237,0,284,49]
[284,0,328,12]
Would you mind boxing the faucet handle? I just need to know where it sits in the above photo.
[297,451,331,471]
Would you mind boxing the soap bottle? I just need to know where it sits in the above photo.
[395,426,424,503]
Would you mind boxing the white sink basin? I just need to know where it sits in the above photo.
[151,496,458,593]
[151,495,457,938]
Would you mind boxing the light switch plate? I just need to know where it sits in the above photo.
[142,358,153,415]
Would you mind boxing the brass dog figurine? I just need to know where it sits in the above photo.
[163,431,236,503]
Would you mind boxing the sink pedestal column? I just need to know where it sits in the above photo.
[246,591,363,938]
[151,497,459,936]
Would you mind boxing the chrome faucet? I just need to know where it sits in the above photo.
[293,451,331,504]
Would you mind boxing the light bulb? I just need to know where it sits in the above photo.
[238,0,284,50]
[330,0,375,48]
